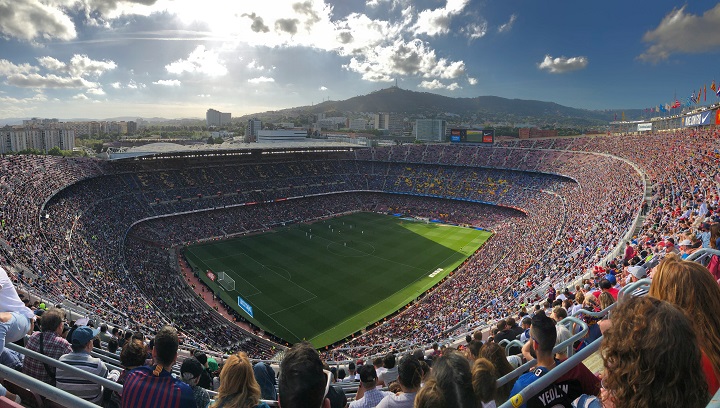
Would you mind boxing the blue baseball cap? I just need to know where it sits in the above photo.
[72,326,100,347]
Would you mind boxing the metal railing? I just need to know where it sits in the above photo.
[496,316,588,388]
[0,364,99,408]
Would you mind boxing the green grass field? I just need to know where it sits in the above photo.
[185,212,491,348]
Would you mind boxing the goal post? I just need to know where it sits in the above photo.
[217,272,235,291]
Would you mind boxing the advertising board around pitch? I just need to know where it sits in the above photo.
[238,296,254,318]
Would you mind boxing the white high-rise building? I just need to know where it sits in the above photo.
[206,109,232,127]
[0,126,75,153]
[414,119,447,142]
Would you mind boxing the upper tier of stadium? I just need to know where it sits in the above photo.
[3,129,710,359]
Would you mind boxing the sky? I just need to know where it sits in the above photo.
[1,0,720,121]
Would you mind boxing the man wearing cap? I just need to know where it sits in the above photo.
[23,307,71,385]
[350,365,391,408]
[628,265,649,297]
[180,358,210,408]
[122,325,194,408]
[56,326,120,404]
[678,239,696,259]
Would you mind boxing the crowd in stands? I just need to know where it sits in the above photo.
[1,126,720,406]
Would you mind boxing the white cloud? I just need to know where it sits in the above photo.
[65,54,117,77]
[166,45,228,76]
[86,87,106,95]
[468,77,478,85]
[37,56,66,71]
[127,80,145,89]
[343,38,465,82]
[153,79,181,86]
[413,0,470,36]
[0,0,77,41]
[319,86,328,91]
[6,73,97,88]
[247,76,275,84]
[537,55,588,73]
[73,93,89,100]
[197,94,211,97]
[110,82,121,89]
[463,22,488,41]
[246,59,265,71]
[639,4,720,62]
[498,14,517,33]
[0,59,37,76]
[419,79,460,90]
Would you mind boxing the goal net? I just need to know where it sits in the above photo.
[217,272,235,291]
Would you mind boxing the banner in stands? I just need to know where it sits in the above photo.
[637,123,652,132]
[238,295,254,318]
[716,109,720,125]
[683,111,714,127]
[206,270,216,281]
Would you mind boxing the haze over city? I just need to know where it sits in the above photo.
[1,0,720,120]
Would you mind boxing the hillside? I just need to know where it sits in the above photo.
[238,87,642,128]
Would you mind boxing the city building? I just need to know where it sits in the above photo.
[0,126,75,153]
[348,119,368,131]
[246,119,262,142]
[374,113,404,136]
[206,109,232,127]
[414,119,447,142]
[256,130,308,142]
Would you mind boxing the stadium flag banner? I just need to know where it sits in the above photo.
[206,270,216,281]
[716,110,720,125]
[637,123,652,132]
[238,296,254,318]
[684,111,714,127]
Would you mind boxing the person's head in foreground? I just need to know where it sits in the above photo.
[211,352,262,408]
[415,351,475,408]
[278,341,330,408]
[601,296,709,408]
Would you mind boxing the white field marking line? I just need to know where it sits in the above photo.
[267,293,319,317]
[325,241,377,257]
[239,252,317,301]
[310,231,486,342]
[231,274,262,297]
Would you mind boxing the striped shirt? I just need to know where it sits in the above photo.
[56,351,112,404]
[121,366,195,408]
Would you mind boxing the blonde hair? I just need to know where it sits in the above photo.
[210,352,261,408]
[649,254,720,383]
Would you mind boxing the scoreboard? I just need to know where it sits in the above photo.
[450,128,494,144]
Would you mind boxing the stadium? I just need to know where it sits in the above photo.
[2,127,720,407]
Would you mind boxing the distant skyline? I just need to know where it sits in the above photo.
[1,0,720,121]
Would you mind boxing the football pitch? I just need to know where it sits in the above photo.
[185,212,492,348]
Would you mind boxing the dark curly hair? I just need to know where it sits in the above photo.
[602,296,708,408]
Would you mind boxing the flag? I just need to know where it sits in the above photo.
[705,85,707,101]
[717,87,720,98]
[614,113,617,121]
[621,112,626,121]
[671,99,681,109]
[712,80,717,92]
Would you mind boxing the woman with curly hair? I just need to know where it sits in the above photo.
[648,253,720,394]
[574,296,708,408]
[211,352,269,408]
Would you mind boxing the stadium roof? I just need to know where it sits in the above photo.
[105,140,365,160]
